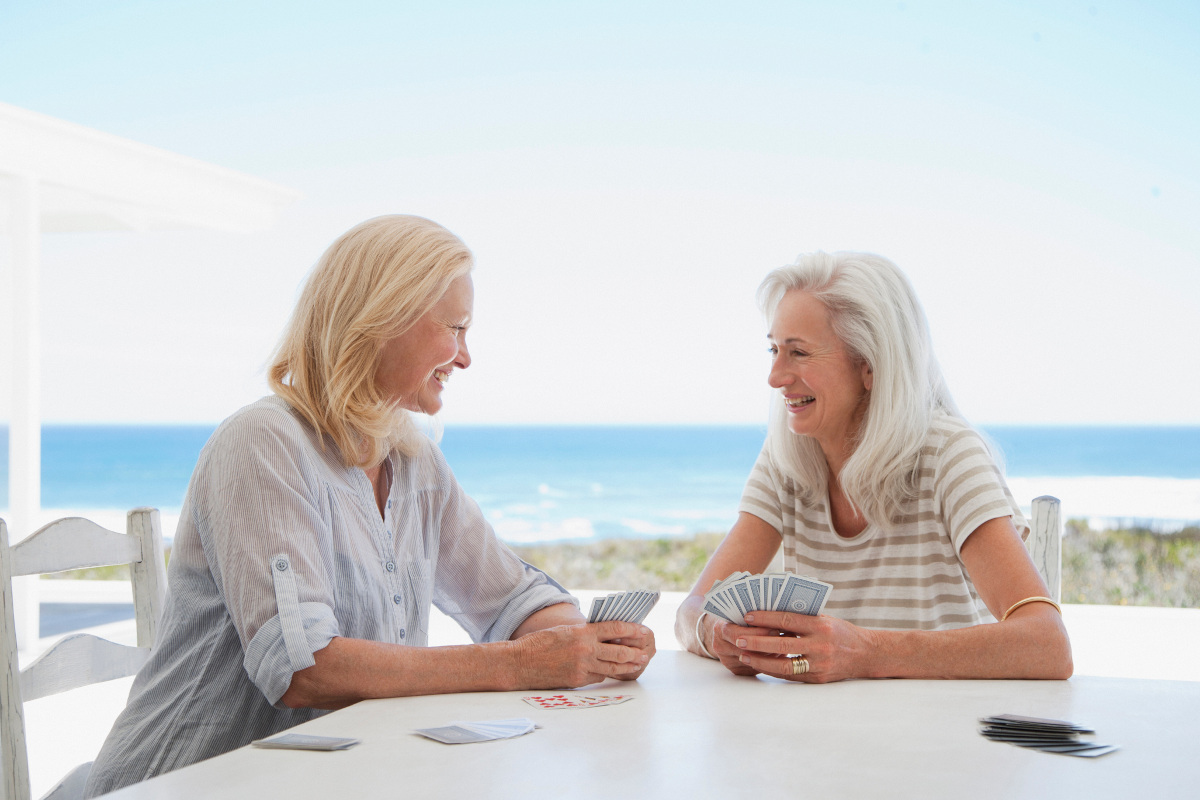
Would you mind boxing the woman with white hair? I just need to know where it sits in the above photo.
[675,251,1071,682]
[85,215,655,796]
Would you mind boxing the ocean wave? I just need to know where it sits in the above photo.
[491,516,596,544]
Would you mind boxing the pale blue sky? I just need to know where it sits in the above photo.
[2,1,1198,425]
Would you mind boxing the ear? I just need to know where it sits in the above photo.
[860,361,873,392]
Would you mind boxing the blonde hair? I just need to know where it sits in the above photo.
[757,251,960,527]
[268,215,473,467]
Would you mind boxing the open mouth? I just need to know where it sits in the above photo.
[785,395,815,409]
[433,370,451,387]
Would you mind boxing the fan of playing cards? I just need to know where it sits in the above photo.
[586,590,660,624]
[703,571,833,626]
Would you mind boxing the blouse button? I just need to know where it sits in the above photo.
[274,559,288,572]
[393,594,402,604]
[399,628,406,639]
[385,561,396,572]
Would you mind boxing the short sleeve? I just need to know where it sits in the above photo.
[936,426,1028,554]
[189,404,342,706]
[738,445,785,534]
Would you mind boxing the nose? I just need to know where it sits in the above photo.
[768,353,789,389]
[455,333,471,370]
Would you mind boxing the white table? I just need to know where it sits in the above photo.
[105,650,1200,799]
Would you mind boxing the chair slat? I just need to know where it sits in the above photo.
[1029,495,1062,603]
[128,509,166,648]
[0,521,33,800]
[18,634,150,703]
[9,518,143,577]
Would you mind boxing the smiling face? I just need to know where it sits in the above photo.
[376,273,474,415]
[768,290,873,462]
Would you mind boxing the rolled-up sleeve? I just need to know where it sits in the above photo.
[192,406,343,705]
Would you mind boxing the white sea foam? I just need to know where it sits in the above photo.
[1006,477,1200,529]
[661,509,724,521]
[619,518,688,536]
[491,516,595,544]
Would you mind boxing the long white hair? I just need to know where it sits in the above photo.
[758,251,960,527]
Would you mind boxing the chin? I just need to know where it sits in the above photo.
[787,420,814,438]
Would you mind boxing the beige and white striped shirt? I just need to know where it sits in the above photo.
[739,415,1028,631]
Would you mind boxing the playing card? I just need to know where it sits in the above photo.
[979,713,1116,758]
[748,576,764,608]
[610,590,640,621]
[774,574,832,615]
[981,714,1092,732]
[702,571,834,626]
[414,718,537,744]
[703,594,736,623]
[522,694,634,710]
[595,593,618,622]
[588,595,605,621]
[587,590,661,624]
[252,733,360,751]
[765,573,786,609]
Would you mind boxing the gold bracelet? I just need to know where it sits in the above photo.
[1001,596,1062,622]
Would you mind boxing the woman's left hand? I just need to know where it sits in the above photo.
[604,625,657,681]
[732,611,880,683]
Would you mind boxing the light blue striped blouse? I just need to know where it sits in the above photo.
[84,396,575,796]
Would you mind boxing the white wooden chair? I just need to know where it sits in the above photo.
[0,509,166,800]
[1027,495,1062,603]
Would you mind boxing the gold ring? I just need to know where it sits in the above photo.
[790,656,809,676]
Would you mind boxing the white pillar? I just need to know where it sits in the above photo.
[6,173,41,651]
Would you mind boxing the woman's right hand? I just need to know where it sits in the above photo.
[509,621,652,689]
[707,617,779,677]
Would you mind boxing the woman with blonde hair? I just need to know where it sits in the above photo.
[676,251,1071,682]
[86,215,655,796]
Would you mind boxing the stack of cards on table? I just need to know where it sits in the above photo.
[523,694,633,710]
[414,718,538,745]
[979,714,1118,757]
[252,733,360,751]
[587,590,660,624]
[703,571,832,625]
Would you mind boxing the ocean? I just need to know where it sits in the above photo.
[2,424,1199,542]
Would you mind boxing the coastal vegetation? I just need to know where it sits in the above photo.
[514,521,1200,608]
[48,522,1200,608]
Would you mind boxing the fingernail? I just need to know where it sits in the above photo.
[739,654,748,662]
[744,613,755,623]
[640,654,649,663]
[641,626,650,635]
[735,638,746,648]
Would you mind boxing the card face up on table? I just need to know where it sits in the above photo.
[522,695,634,710]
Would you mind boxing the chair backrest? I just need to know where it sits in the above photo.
[1027,496,1062,604]
[0,508,166,800]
